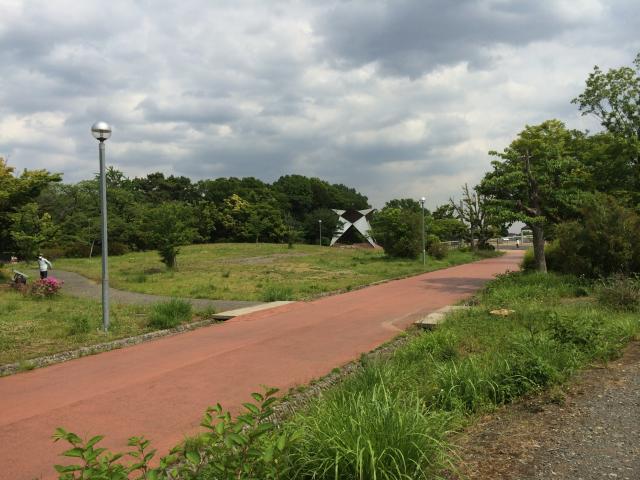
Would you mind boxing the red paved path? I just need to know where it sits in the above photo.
[0,251,522,479]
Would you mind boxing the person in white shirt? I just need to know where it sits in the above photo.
[37,254,53,279]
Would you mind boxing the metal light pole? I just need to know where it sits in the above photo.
[91,121,112,331]
[319,219,322,246]
[420,196,426,266]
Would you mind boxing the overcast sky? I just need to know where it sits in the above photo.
[1,0,638,208]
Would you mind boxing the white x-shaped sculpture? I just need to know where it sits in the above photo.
[330,209,378,247]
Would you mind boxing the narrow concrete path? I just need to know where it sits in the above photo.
[46,269,261,312]
[1,252,523,480]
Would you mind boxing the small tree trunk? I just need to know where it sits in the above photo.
[531,224,547,273]
[89,240,95,258]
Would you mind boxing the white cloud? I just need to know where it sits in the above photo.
[0,0,638,209]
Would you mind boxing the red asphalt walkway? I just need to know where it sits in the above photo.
[0,251,522,479]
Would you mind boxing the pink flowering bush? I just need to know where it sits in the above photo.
[29,277,64,298]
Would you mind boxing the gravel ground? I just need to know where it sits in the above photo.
[451,342,640,480]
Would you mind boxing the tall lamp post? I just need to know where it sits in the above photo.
[91,121,112,331]
[318,219,322,246]
[420,196,426,266]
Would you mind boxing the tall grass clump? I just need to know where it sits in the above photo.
[148,299,192,329]
[288,377,451,479]
[261,284,293,301]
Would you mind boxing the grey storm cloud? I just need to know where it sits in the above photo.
[0,0,639,208]
[314,0,586,77]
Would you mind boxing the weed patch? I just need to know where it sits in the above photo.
[148,299,192,330]
[261,284,293,301]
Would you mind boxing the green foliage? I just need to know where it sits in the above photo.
[371,206,422,259]
[52,388,299,480]
[288,382,449,479]
[142,202,200,269]
[595,275,640,311]
[68,315,92,336]
[479,120,590,271]
[0,158,61,255]
[148,299,192,329]
[261,284,293,302]
[196,388,299,479]
[550,194,640,277]
[52,428,156,480]
[572,52,640,139]
[9,202,58,260]
[427,237,448,260]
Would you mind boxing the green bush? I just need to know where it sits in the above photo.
[371,207,422,259]
[148,299,192,329]
[550,194,640,277]
[53,388,298,480]
[595,275,640,311]
[427,237,448,260]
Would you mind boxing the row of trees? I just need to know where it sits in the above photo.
[370,52,640,272]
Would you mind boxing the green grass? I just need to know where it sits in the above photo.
[0,281,200,366]
[148,299,192,329]
[52,243,499,301]
[283,271,640,478]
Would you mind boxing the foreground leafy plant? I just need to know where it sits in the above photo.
[52,387,299,480]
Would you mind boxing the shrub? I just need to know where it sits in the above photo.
[29,277,63,298]
[595,275,640,311]
[550,194,640,277]
[427,239,448,260]
[148,299,192,329]
[52,388,299,480]
[108,242,131,256]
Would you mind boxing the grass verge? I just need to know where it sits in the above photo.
[0,279,203,366]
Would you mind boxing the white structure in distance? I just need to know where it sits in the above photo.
[330,209,378,247]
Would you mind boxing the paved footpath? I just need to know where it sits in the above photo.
[0,252,522,480]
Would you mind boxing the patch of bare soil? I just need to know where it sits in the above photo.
[449,342,640,480]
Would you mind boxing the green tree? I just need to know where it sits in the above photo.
[143,202,200,268]
[450,184,503,249]
[0,158,61,254]
[572,53,640,139]
[9,203,58,260]
[479,120,589,272]
[371,206,421,259]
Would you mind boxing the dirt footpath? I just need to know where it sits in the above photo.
[453,342,640,479]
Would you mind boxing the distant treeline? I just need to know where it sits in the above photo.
[1,165,380,259]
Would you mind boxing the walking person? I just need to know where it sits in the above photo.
[37,254,52,279]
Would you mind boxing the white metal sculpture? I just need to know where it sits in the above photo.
[330,209,378,247]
